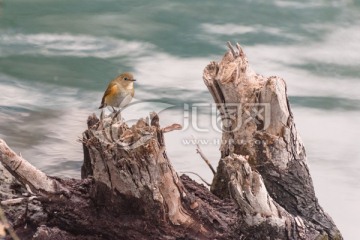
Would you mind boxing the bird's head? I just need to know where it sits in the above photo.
[118,72,136,85]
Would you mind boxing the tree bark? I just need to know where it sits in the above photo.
[0,42,342,240]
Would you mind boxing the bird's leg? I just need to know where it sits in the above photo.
[100,108,105,121]
[115,110,121,120]
[98,108,105,129]
[110,106,118,120]
[111,109,122,123]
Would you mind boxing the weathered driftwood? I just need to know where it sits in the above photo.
[81,113,208,234]
[0,113,235,239]
[0,43,343,240]
[204,42,342,239]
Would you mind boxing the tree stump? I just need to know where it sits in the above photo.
[0,42,343,240]
[204,42,342,239]
[81,113,205,232]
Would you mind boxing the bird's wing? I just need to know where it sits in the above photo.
[99,82,118,109]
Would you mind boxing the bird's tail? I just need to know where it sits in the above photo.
[98,103,106,109]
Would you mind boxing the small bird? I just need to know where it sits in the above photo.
[98,72,136,116]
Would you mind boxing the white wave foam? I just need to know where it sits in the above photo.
[244,43,360,100]
[303,25,360,65]
[201,23,256,35]
[201,23,285,36]
[134,53,209,91]
[0,33,154,58]
[275,0,352,8]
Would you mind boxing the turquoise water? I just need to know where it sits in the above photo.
[1,1,360,239]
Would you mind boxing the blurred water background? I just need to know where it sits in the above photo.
[0,0,359,238]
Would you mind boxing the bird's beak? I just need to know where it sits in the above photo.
[131,79,136,81]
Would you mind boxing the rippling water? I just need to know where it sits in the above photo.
[0,1,359,239]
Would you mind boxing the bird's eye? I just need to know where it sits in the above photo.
[124,77,128,81]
